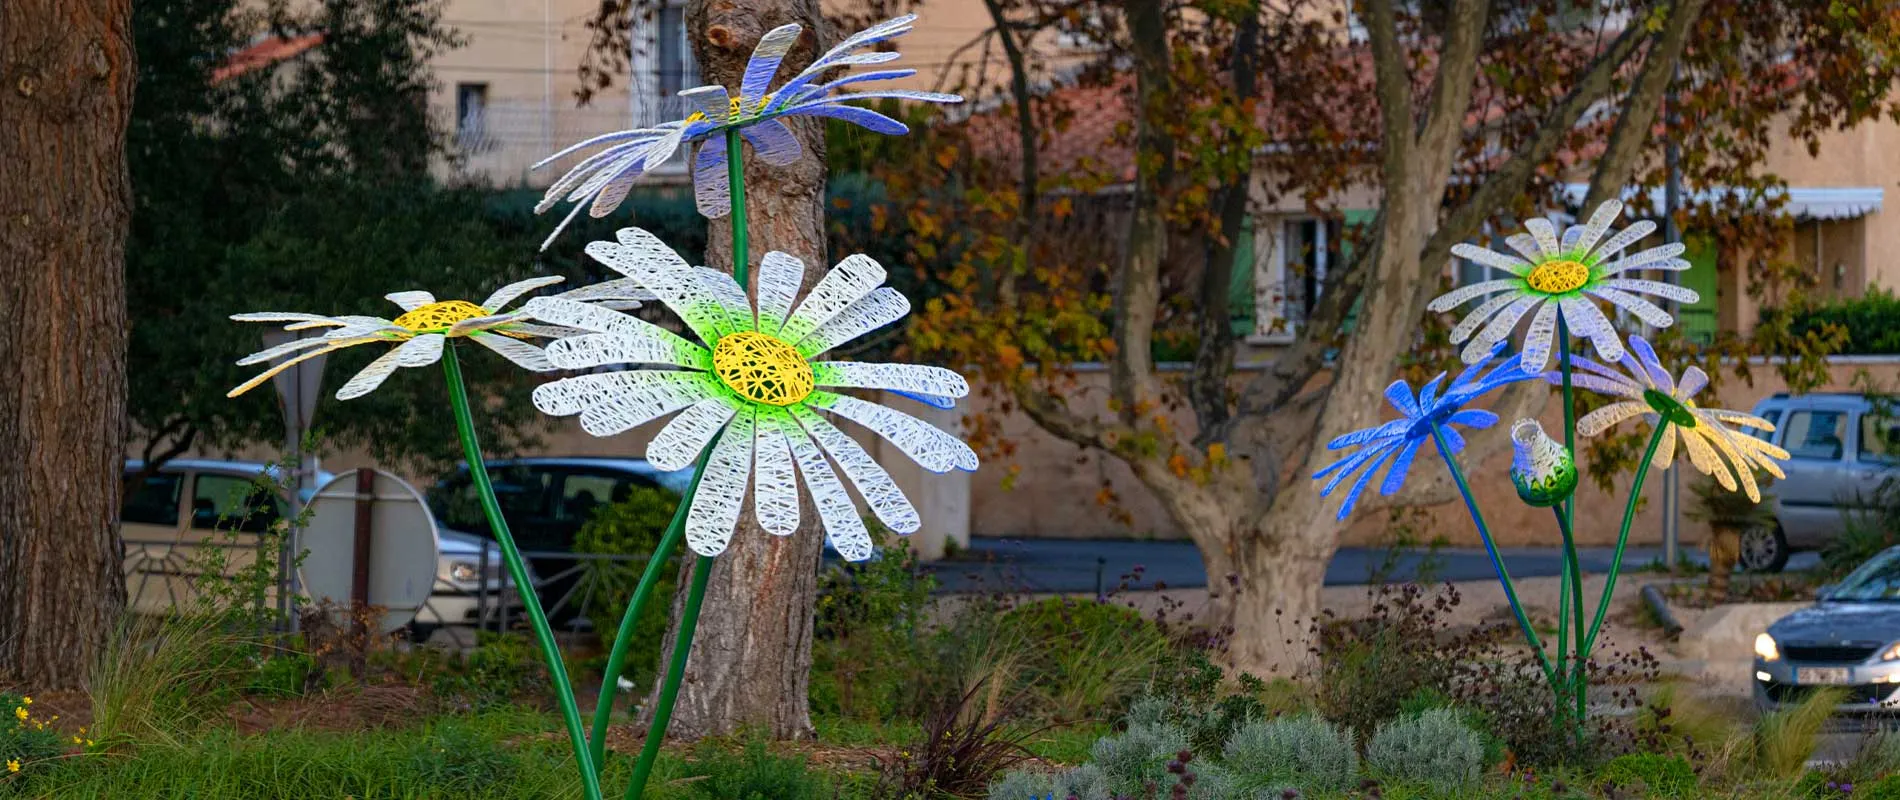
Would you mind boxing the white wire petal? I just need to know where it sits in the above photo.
[791,405,919,534]
[755,251,805,336]
[231,312,344,326]
[1471,294,1542,350]
[1450,243,1531,277]
[812,362,969,398]
[685,410,754,557]
[1698,426,1762,502]
[482,276,565,311]
[448,312,530,337]
[552,278,657,307]
[337,334,443,400]
[227,338,375,398]
[796,287,910,358]
[583,237,727,345]
[646,396,740,471]
[1505,233,1544,263]
[1599,278,1700,305]
[1571,200,1622,259]
[1449,292,1523,345]
[1680,425,1737,492]
[237,334,345,366]
[781,254,886,344]
[469,333,553,372]
[752,411,801,535]
[1676,365,1710,400]
[385,291,435,311]
[1559,296,1624,363]
[806,391,978,472]
[692,267,756,338]
[522,297,708,360]
[591,127,686,218]
[532,371,720,437]
[1653,424,1677,470]
[774,409,873,561]
[1576,401,1651,437]
[1525,218,1561,260]
[1587,219,1656,265]
[1586,286,1677,328]
[1519,300,1562,374]
[1428,279,1520,313]
[545,333,713,371]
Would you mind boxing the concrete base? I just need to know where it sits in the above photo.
[1677,601,1808,661]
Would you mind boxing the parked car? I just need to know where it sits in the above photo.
[1741,393,1900,572]
[121,459,513,635]
[1753,545,1900,713]
[427,457,692,623]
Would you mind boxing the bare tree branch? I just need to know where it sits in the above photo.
[1583,0,1708,211]
[1190,3,1262,443]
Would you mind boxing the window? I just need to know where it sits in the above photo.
[454,82,489,149]
[1859,412,1900,465]
[190,474,280,533]
[1256,217,1340,338]
[122,472,182,526]
[1751,409,1782,442]
[556,473,620,523]
[657,5,701,96]
[1783,410,1847,461]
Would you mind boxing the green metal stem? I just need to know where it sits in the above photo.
[1551,505,1588,724]
[1430,425,1558,687]
[1581,421,1669,659]
[442,345,603,800]
[1557,554,1571,681]
[624,555,715,800]
[726,128,750,288]
[586,450,710,774]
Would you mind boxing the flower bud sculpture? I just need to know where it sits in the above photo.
[1508,419,1577,508]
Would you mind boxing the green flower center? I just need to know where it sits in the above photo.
[1643,388,1698,428]
[1525,259,1590,294]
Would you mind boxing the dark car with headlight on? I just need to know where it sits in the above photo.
[1753,545,1900,712]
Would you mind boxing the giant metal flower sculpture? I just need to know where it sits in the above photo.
[1430,200,1698,372]
[1314,344,1535,520]
[227,277,651,400]
[527,227,978,561]
[1552,335,1789,502]
[532,14,960,245]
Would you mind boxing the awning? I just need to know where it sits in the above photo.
[1559,184,1883,221]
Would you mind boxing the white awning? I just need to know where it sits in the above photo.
[1559,184,1883,221]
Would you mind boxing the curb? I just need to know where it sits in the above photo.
[1642,583,1685,637]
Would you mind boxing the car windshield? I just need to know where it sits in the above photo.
[1827,549,1900,602]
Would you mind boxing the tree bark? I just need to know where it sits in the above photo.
[0,0,135,689]
[1189,6,1261,442]
[1111,0,1172,424]
[645,0,829,740]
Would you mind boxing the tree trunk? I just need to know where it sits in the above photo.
[646,0,829,740]
[0,0,135,689]
[1707,526,1739,600]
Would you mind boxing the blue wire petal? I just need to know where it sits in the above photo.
[1326,418,1409,450]
[1417,373,1448,410]
[740,118,802,166]
[1384,379,1421,418]
[1379,438,1426,496]
[782,103,909,135]
[1626,335,1674,392]
[1337,446,1399,521]
[692,139,730,218]
[1444,409,1499,429]
[740,24,803,108]
[1437,425,1468,455]
[1315,439,1397,490]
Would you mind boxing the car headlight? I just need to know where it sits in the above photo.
[447,560,480,583]
[1883,642,1900,662]
[1756,633,1780,662]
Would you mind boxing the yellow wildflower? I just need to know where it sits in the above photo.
[5,760,17,774]
[19,697,29,705]
[12,707,24,721]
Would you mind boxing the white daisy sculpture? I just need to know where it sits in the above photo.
[527,227,978,562]
[531,14,961,246]
[1429,200,1699,372]
[226,277,653,400]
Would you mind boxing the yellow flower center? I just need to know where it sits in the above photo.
[1524,259,1590,294]
[712,331,813,406]
[684,94,775,124]
[393,300,489,332]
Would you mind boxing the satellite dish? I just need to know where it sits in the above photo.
[300,469,439,633]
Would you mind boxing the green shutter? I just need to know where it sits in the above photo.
[1339,210,1377,334]
[1229,217,1256,337]
[1679,234,1719,343]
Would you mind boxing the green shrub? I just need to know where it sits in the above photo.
[0,694,63,789]
[1599,752,1697,798]
[811,542,935,721]
[1316,584,1467,746]
[407,724,522,791]
[1781,287,1900,354]
[245,653,318,697]
[685,738,832,800]
[430,632,550,711]
[1365,709,1484,792]
[1090,722,1189,796]
[1843,730,1900,785]
[1222,714,1358,792]
[1137,648,1285,755]
[985,769,1054,800]
[571,484,681,691]
[1754,688,1846,779]
[1861,773,1900,800]
[998,598,1169,721]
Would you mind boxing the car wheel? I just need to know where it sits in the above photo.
[1739,524,1790,574]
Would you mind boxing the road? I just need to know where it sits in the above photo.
[924,536,1821,594]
